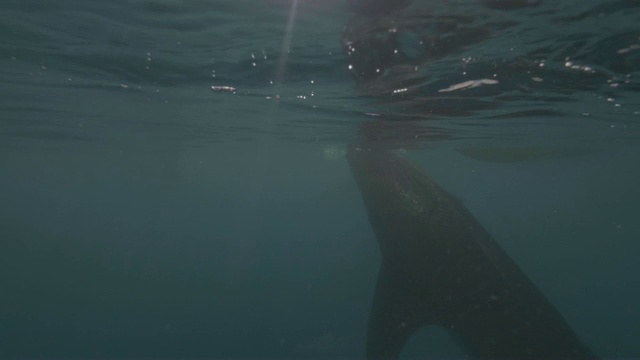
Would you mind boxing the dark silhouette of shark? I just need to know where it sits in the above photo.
[347,144,598,359]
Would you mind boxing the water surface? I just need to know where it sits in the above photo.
[1,0,639,358]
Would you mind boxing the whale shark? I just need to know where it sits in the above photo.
[347,144,598,359]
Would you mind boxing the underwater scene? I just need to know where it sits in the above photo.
[1,0,639,358]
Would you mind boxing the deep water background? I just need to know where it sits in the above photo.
[1,0,639,358]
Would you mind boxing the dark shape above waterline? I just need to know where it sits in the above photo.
[347,0,415,16]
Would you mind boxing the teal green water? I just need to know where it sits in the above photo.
[1,0,639,358]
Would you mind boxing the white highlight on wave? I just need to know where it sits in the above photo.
[438,79,499,93]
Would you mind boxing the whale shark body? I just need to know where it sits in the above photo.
[347,145,597,359]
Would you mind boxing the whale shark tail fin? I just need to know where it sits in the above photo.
[365,264,447,359]
[347,145,598,360]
